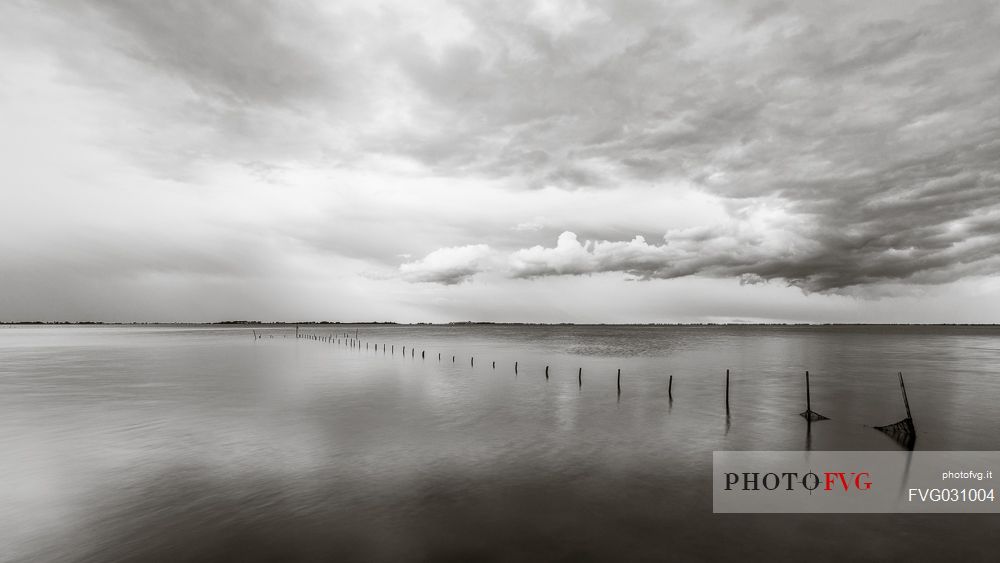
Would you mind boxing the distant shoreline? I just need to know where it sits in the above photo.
[3,321,999,327]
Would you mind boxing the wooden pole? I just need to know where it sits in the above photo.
[805,371,811,413]
[492,361,495,369]
[471,357,474,367]
[617,369,621,395]
[669,375,673,401]
[545,365,549,380]
[725,369,730,414]
[578,367,582,387]
[515,361,518,374]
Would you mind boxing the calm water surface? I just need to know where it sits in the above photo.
[2,325,999,561]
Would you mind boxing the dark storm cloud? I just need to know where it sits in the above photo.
[393,0,1000,292]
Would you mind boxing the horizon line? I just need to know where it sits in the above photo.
[3,321,999,327]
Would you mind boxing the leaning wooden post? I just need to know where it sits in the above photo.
[617,369,621,395]
[725,369,730,414]
[669,375,673,401]
[515,361,518,374]
[545,365,549,380]
[873,372,916,444]
[492,361,495,369]
[578,367,582,387]
[899,372,914,432]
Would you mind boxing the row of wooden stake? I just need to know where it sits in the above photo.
[278,329,917,448]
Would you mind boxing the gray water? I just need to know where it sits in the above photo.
[2,324,999,562]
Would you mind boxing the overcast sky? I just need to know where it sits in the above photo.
[2,0,999,323]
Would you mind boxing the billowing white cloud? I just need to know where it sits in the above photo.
[399,214,806,288]
[406,210,1000,294]
[400,244,494,285]
[510,232,684,279]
